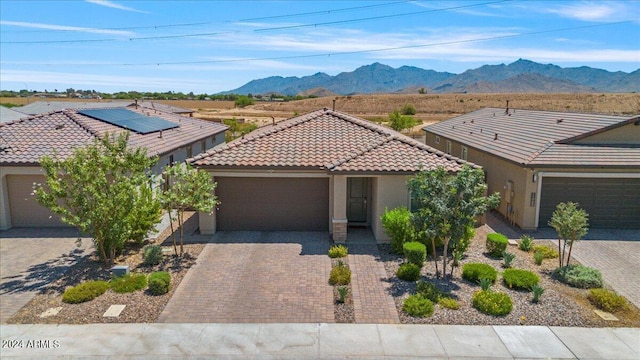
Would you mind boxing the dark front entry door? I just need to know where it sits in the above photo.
[347,177,368,224]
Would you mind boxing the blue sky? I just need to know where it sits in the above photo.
[1,0,639,93]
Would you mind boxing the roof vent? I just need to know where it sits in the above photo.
[55,124,64,130]
[470,119,474,123]
[504,100,510,114]
[494,133,498,140]
[557,119,563,124]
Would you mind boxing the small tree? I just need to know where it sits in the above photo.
[234,95,254,108]
[388,109,419,133]
[409,166,500,278]
[548,202,589,268]
[34,133,162,265]
[160,163,219,256]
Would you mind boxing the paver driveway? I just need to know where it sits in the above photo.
[158,232,335,323]
[0,228,92,323]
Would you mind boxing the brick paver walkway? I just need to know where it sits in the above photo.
[158,231,335,323]
[0,228,92,323]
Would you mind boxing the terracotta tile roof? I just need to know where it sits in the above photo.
[424,107,640,167]
[0,107,227,166]
[190,108,473,173]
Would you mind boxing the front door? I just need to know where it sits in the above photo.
[347,178,368,224]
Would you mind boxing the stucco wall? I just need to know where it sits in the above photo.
[371,175,410,242]
[573,122,640,145]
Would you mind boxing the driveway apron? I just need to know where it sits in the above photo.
[158,231,335,323]
[0,228,92,323]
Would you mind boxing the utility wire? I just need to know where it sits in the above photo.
[1,0,512,44]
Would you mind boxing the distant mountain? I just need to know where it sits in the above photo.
[222,59,639,95]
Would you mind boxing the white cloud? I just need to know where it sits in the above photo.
[0,20,134,36]
[85,0,147,13]
[540,1,630,22]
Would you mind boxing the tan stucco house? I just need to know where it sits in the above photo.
[0,106,227,229]
[190,108,476,242]
[424,107,640,230]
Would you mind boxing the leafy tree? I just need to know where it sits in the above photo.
[408,166,500,278]
[160,163,219,256]
[223,118,257,142]
[548,202,589,268]
[401,104,417,115]
[234,95,254,108]
[34,133,162,265]
[388,109,419,133]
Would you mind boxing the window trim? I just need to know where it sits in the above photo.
[461,146,468,160]
[445,140,452,154]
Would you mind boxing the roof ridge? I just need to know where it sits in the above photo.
[64,109,101,138]
[326,109,395,137]
[524,140,555,164]
[326,136,393,170]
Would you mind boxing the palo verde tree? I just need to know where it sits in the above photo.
[160,163,219,256]
[34,132,162,266]
[548,201,589,268]
[408,165,500,278]
[388,109,419,133]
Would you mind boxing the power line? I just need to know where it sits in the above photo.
[2,21,631,67]
[1,0,511,44]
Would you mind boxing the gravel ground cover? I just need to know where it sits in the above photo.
[378,225,640,327]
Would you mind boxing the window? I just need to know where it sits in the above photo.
[461,146,468,160]
[435,135,440,144]
[169,154,174,166]
[186,146,192,159]
[446,140,452,154]
[201,140,207,153]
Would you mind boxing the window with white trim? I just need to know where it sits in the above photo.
[446,140,452,154]
[461,146,468,160]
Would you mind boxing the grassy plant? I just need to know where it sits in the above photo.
[502,251,516,268]
[62,280,110,304]
[479,278,493,291]
[402,295,434,317]
[328,245,348,258]
[438,297,460,310]
[472,290,513,316]
[329,265,352,285]
[109,273,147,293]
[462,263,498,283]
[397,263,421,282]
[502,269,540,290]
[519,235,534,252]
[337,286,349,303]
[534,251,545,266]
[531,284,544,303]
[588,288,628,313]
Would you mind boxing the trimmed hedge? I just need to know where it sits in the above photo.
[554,264,603,289]
[110,273,148,293]
[402,294,434,317]
[403,241,426,267]
[502,269,539,290]
[328,245,348,258]
[472,290,513,316]
[397,263,421,281]
[148,271,172,295]
[486,233,508,257]
[62,280,110,304]
[588,288,628,313]
[462,263,498,284]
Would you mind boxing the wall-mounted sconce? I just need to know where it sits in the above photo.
[532,173,538,183]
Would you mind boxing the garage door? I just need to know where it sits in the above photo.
[7,175,67,227]
[215,177,329,231]
[539,177,640,229]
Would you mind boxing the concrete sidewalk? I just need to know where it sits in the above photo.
[1,323,637,359]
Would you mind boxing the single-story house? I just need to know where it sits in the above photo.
[189,108,476,242]
[15,100,194,117]
[423,107,640,230]
[0,106,227,229]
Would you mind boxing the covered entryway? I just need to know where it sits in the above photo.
[347,177,370,225]
[6,175,66,227]
[539,177,640,229]
[215,177,329,231]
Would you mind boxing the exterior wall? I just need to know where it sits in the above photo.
[151,133,224,174]
[371,175,410,242]
[573,122,640,145]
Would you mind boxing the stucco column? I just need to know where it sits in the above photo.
[0,173,11,230]
[332,175,348,243]
[199,173,217,235]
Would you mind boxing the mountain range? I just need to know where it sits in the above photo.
[223,59,639,95]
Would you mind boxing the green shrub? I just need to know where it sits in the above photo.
[403,241,426,267]
[472,290,513,316]
[328,245,348,258]
[62,280,110,304]
[402,295,434,317]
[337,286,349,303]
[486,233,508,257]
[533,251,545,266]
[479,278,493,291]
[531,284,544,303]
[554,264,603,289]
[143,245,163,266]
[533,245,559,259]
[502,269,540,290]
[148,271,171,295]
[588,288,628,313]
[109,273,147,293]
[462,263,498,283]
[381,207,416,254]
[438,297,460,310]
[416,281,445,302]
[502,251,516,268]
[519,235,534,252]
[397,263,421,281]
[329,265,352,285]
[401,103,417,115]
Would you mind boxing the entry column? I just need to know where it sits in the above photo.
[332,175,348,243]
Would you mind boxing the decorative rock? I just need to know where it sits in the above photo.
[508,239,518,246]
[103,305,126,318]
[39,307,62,318]
[594,309,618,321]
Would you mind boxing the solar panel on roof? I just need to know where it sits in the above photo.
[78,108,179,134]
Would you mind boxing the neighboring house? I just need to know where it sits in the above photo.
[14,100,133,115]
[0,106,27,123]
[424,107,640,230]
[0,107,228,229]
[189,108,475,243]
[136,101,195,117]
